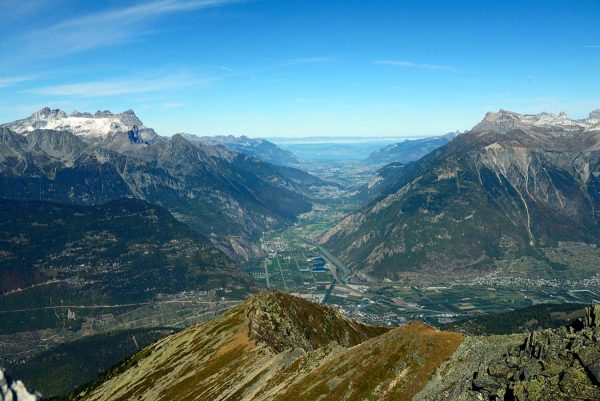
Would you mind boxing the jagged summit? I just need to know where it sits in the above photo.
[32,107,67,119]
[245,291,386,352]
[1,107,159,143]
[471,108,600,135]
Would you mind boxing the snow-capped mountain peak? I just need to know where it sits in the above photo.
[472,109,600,134]
[2,107,158,142]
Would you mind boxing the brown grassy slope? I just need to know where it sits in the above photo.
[68,292,462,401]
[275,321,464,401]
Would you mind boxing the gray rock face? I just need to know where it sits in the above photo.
[1,107,161,144]
[0,368,41,401]
[416,304,600,401]
[323,109,600,279]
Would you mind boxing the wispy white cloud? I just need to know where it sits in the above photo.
[0,75,37,88]
[374,60,416,67]
[374,60,457,72]
[17,0,241,59]
[284,56,334,65]
[26,73,220,97]
[421,64,456,72]
[293,96,355,104]
[0,0,62,21]
[162,102,186,109]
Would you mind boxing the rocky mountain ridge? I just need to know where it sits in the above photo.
[0,122,312,258]
[182,134,300,166]
[322,109,600,280]
[1,108,160,144]
[364,132,459,165]
[472,109,600,137]
[415,304,600,400]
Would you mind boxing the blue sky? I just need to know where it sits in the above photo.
[0,0,599,137]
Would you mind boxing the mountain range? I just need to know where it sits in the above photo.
[0,108,317,259]
[2,107,161,145]
[364,132,460,165]
[322,109,600,280]
[181,134,300,166]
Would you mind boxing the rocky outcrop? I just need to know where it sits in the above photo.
[246,291,386,352]
[415,304,600,401]
[0,368,41,401]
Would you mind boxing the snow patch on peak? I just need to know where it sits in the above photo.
[472,109,600,134]
[3,107,155,140]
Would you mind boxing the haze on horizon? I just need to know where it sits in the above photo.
[0,0,599,138]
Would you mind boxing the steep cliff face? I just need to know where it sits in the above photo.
[65,292,462,401]
[322,110,600,279]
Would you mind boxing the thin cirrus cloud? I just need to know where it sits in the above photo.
[0,75,37,88]
[162,102,186,109]
[284,56,334,65]
[0,0,61,20]
[26,73,220,97]
[374,60,457,72]
[15,0,242,60]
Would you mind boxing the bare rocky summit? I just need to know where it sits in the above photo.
[415,304,600,400]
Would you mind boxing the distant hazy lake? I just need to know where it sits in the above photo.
[268,136,424,161]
